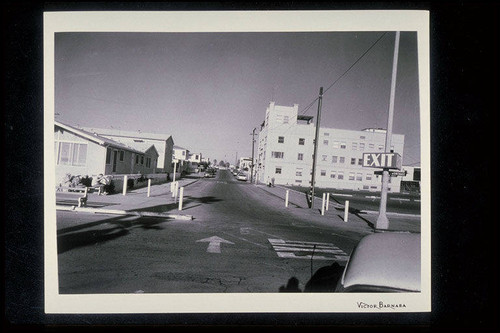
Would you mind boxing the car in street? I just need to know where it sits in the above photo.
[236,172,248,181]
[204,168,216,178]
[334,232,421,292]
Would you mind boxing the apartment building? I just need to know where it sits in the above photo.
[256,102,405,192]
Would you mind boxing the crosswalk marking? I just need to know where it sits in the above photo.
[268,238,349,261]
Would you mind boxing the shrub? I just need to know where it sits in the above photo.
[127,178,135,190]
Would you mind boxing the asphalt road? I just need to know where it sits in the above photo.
[57,170,373,294]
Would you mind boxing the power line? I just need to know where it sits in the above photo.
[299,32,388,116]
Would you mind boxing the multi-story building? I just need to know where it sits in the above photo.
[256,102,405,192]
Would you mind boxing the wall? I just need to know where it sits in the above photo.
[54,128,106,186]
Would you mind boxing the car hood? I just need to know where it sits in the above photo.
[340,232,421,292]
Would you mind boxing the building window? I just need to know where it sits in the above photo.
[358,158,363,165]
[182,151,186,156]
[332,141,340,149]
[271,151,284,159]
[298,153,304,160]
[278,136,284,143]
[296,168,303,176]
[320,170,326,176]
[119,150,124,162]
[352,142,358,150]
[322,155,328,161]
[356,173,363,181]
[366,173,372,181]
[339,157,345,164]
[332,156,338,163]
[369,143,375,149]
[295,179,302,183]
[106,147,112,164]
[136,155,139,164]
[283,116,289,124]
[360,135,366,140]
[359,143,365,150]
[141,156,144,165]
[298,138,305,145]
[275,167,282,174]
[323,139,329,145]
[330,171,336,179]
[324,132,330,136]
[57,142,88,166]
[363,185,369,190]
[378,144,384,151]
[349,172,355,181]
[350,158,356,165]
[340,142,347,149]
[338,172,344,180]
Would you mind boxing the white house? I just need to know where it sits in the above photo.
[82,127,174,174]
[55,121,159,188]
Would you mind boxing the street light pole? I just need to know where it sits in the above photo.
[310,86,323,209]
[376,31,400,230]
[250,128,256,183]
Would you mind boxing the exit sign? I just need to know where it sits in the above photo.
[362,152,402,170]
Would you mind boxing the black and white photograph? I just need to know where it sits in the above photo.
[43,10,430,313]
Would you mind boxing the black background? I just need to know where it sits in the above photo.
[3,1,499,331]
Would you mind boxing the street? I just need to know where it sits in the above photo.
[57,169,416,294]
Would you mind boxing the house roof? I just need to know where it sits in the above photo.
[81,126,172,142]
[55,121,153,155]
[173,145,188,150]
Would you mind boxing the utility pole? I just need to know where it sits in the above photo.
[250,128,256,183]
[310,87,323,209]
[376,31,400,230]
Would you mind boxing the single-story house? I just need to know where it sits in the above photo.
[55,121,159,186]
[81,126,174,174]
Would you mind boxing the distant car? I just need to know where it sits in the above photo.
[204,168,216,178]
[233,170,239,176]
[236,173,248,181]
[335,232,421,293]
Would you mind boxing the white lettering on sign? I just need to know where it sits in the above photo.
[362,152,401,169]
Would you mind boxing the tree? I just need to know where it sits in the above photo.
[219,160,226,167]
[213,159,217,166]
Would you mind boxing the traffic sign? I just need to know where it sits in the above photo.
[362,152,402,170]
[373,169,407,177]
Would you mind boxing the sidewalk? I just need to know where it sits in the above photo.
[255,183,421,233]
[56,174,203,220]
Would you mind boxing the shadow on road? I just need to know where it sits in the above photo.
[279,262,345,293]
[57,215,172,254]
[183,195,222,204]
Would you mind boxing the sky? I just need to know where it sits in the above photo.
[55,31,421,166]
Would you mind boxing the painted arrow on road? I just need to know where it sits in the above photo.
[196,236,234,253]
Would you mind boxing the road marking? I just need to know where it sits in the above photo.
[331,193,353,197]
[390,197,411,201]
[366,195,380,199]
[268,239,349,261]
[240,227,251,234]
[196,236,234,253]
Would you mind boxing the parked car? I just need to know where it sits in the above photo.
[335,232,421,292]
[236,173,248,181]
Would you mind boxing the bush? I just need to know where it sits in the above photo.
[127,178,135,190]
[80,175,92,187]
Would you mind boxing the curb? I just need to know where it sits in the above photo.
[360,209,421,218]
[56,205,193,220]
